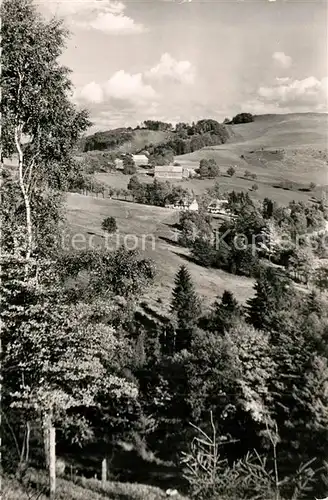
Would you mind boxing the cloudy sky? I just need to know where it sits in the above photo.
[40,0,327,131]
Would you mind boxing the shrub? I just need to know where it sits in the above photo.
[278,180,294,191]
[310,182,317,190]
[199,159,220,179]
[231,113,254,124]
[101,216,117,233]
[251,183,259,191]
[226,166,236,177]
[181,415,319,500]
[123,155,136,175]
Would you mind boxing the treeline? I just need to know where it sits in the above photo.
[7,4,328,500]
[83,128,134,152]
[178,189,328,284]
[83,119,231,162]
[147,119,230,164]
[127,176,192,206]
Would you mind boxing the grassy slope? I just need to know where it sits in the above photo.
[2,472,189,500]
[116,129,173,154]
[95,114,328,206]
[66,193,255,308]
[84,129,173,156]
[176,113,328,191]
[69,113,327,308]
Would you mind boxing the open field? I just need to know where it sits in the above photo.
[69,114,328,310]
[96,167,321,208]
[177,113,328,188]
[66,193,255,309]
[82,128,173,155]
[95,114,328,207]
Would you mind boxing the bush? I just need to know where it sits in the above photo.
[231,113,254,125]
[251,183,259,191]
[278,180,294,191]
[226,166,236,177]
[123,155,136,175]
[199,159,220,179]
[101,216,117,233]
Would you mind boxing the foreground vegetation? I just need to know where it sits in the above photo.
[2,470,189,500]
[2,2,328,500]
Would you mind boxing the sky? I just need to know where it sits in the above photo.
[40,0,328,131]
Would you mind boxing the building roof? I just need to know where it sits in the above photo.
[132,154,148,161]
[154,165,183,173]
[177,198,197,205]
[208,199,228,208]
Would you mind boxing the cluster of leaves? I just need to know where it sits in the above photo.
[178,211,213,248]
[67,166,106,194]
[83,119,230,159]
[198,158,220,179]
[101,216,117,234]
[83,128,134,152]
[133,263,328,498]
[122,154,137,174]
[175,190,328,284]
[127,176,192,207]
[230,113,254,125]
[4,4,328,500]
[143,120,173,132]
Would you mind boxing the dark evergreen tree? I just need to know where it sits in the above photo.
[262,197,275,219]
[247,266,291,330]
[123,155,136,174]
[208,290,242,334]
[171,265,200,351]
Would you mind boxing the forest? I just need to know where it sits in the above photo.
[1,1,328,500]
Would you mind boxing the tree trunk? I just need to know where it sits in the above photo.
[43,410,56,499]
[15,125,33,265]
[43,417,50,469]
[101,457,107,487]
[49,426,56,500]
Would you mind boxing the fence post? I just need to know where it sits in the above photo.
[49,426,56,500]
[101,457,107,487]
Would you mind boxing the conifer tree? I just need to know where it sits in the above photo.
[171,265,200,351]
[247,266,291,331]
[209,290,241,334]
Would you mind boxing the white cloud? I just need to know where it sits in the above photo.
[104,70,157,102]
[272,51,292,69]
[78,81,104,104]
[76,70,157,105]
[44,0,124,17]
[44,0,146,35]
[74,54,199,129]
[243,76,328,113]
[146,53,195,84]
[77,11,146,35]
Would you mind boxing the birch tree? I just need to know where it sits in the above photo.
[1,0,89,264]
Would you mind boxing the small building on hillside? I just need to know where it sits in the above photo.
[114,158,124,170]
[207,199,237,221]
[207,199,229,214]
[182,167,197,178]
[132,154,149,167]
[154,165,183,180]
[165,198,199,211]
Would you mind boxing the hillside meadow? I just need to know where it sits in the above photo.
[66,193,255,310]
[93,114,328,207]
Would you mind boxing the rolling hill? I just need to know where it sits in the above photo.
[176,113,328,187]
[81,128,174,154]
